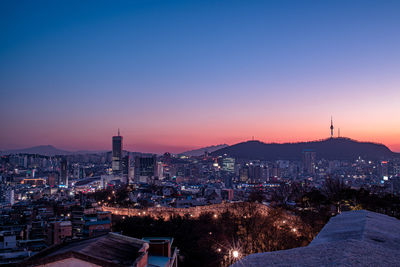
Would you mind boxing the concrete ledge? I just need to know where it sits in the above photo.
[231,210,400,267]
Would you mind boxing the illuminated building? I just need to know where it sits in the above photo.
[221,157,235,173]
[112,129,123,175]
[60,158,68,187]
[135,155,157,183]
[379,161,389,181]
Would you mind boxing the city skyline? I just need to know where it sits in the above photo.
[1,123,399,154]
[1,0,400,153]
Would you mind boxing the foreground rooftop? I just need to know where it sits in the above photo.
[232,210,400,266]
[21,232,148,266]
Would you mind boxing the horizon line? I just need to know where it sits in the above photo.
[2,136,400,154]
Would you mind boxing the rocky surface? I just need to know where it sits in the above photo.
[231,210,400,267]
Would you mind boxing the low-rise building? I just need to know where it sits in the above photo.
[22,232,149,267]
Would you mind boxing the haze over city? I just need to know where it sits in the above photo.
[1,0,400,153]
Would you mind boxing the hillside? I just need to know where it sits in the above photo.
[1,145,71,156]
[0,145,104,156]
[211,138,399,160]
[180,144,228,157]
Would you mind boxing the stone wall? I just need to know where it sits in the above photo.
[102,202,270,219]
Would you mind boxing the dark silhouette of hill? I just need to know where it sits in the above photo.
[0,145,71,156]
[180,144,228,157]
[211,138,399,160]
[0,145,105,156]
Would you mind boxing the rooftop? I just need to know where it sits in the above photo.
[143,237,174,244]
[147,255,170,267]
[232,210,400,267]
[22,232,148,266]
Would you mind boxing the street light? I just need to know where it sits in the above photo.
[232,250,239,258]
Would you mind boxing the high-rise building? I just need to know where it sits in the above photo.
[221,157,235,173]
[302,149,316,175]
[156,161,164,180]
[379,161,389,181]
[112,129,123,175]
[134,155,157,183]
[48,172,58,188]
[261,165,270,182]
[122,154,131,184]
[271,163,281,178]
[239,166,249,182]
[1,188,15,206]
[60,158,68,187]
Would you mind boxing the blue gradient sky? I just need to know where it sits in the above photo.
[1,0,400,153]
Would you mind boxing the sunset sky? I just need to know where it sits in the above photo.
[1,0,399,153]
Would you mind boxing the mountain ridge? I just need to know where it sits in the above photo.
[211,138,400,160]
[180,144,229,157]
[0,145,105,156]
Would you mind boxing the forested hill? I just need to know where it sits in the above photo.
[211,138,399,160]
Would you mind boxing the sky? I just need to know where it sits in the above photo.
[1,0,399,153]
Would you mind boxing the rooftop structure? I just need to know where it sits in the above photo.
[232,210,400,266]
[22,232,149,267]
[142,237,178,267]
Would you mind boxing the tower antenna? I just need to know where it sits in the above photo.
[330,117,334,138]
[118,128,120,136]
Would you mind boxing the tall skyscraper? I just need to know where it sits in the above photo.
[60,158,68,187]
[112,129,123,175]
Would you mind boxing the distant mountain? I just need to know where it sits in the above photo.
[74,150,108,155]
[211,138,400,160]
[0,145,71,156]
[180,144,229,157]
[0,145,105,156]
